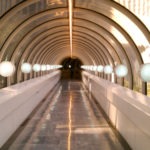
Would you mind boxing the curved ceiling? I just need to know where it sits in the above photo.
[0,0,149,94]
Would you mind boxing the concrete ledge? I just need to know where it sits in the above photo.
[82,71,150,150]
[0,71,61,148]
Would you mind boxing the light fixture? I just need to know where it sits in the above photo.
[58,65,63,69]
[89,66,93,71]
[0,61,15,77]
[115,64,128,77]
[41,65,47,71]
[140,63,150,82]
[97,65,104,72]
[104,65,113,74]
[51,65,54,69]
[33,64,41,72]
[46,65,51,71]
[93,66,97,71]
[21,63,32,73]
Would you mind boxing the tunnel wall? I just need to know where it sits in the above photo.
[82,71,150,150]
[0,0,149,93]
[0,70,61,148]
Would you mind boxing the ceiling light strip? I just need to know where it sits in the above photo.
[69,0,73,58]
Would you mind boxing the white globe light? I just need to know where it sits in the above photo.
[52,65,55,69]
[49,65,53,70]
[21,63,32,73]
[140,63,150,82]
[87,66,91,70]
[104,65,113,74]
[97,65,104,72]
[115,65,128,77]
[46,65,50,70]
[33,64,41,72]
[54,65,57,69]
[41,65,46,71]
[90,66,93,71]
[59,65,63,68]
[93,66,97,71]
[0,61,15,77]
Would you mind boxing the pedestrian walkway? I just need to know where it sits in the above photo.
[3,81,131,150]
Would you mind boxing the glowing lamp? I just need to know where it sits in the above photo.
[115,65,128,77]
[104,65,113,74]
[140,63,150,82]
[41,65,46,71]
[33,64,41,72]
[0,61,15,77]
[97,65,104,72]
[52,65,55,69]
[49,65,53,70]
[93,66,97,71]
[90,66,93,71]
[59,65,63,68]
[46,65,51,70]
[87,66,91,70]
[21,63,32,73]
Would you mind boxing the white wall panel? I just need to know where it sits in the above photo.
[82,71,150,150]
[0,71,61,148]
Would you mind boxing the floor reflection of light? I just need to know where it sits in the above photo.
[74,127,110,134]
[68,94,73,150]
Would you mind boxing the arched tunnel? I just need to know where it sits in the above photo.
[60,57,82,80]
[0,0,150,150]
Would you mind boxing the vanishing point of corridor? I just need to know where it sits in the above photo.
[3,81,130,150]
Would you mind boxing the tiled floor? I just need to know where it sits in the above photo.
[4,81,130,150]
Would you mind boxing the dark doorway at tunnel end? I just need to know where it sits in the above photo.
[60,57,83,80]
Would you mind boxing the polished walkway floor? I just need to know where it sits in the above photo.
[4,81,130,150]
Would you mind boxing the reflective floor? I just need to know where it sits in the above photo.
[4,81,130,150]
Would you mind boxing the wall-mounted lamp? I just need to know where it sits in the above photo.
[33,64,41,72]
[0,61,15,77]
[115,64,128,77]
[21,63,32,73]
[140,63,150,82]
